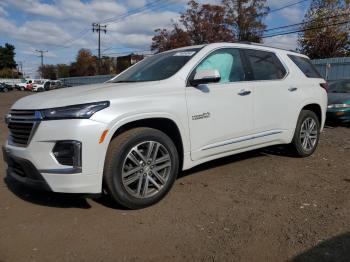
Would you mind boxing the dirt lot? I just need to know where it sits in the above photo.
[0,91,350,262]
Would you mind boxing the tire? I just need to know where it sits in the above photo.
[3,88,8,92]
[104,127,179,209]
[290,110,320,157]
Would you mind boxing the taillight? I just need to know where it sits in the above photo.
[320,82,328,92]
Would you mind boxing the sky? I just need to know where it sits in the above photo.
[0,0,310,77]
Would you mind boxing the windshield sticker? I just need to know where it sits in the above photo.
[174,51,196,57]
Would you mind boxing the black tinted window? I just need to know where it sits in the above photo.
[244,50,286,80]
[288,55,321,78]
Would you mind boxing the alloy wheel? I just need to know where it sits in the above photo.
[121,141,172,199]
[300,117,318,151]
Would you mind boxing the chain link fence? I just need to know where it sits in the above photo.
[311,57,350,81]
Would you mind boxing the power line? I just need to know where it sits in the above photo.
[264,13,350,33]
[262,19,350,38]
[98,0,171,25]
[267,0,309,14]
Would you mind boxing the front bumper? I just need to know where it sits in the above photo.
[326,108,350,123]
[3,147,51,191]
[3,119,109,193]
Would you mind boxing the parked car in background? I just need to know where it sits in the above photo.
[16,79,30,91]
[0,82,14,92]
[32,79,51,92]
[327,80,350,124]
[3,43,328,209]
[50,80,63,89]
[32,80,46,92]
[25,79,35,91]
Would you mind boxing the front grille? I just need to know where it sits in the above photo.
[7,110,38,147]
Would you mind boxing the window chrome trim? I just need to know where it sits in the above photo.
[186,46,290,87]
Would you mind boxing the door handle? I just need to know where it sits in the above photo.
[288,87,298,92]
[238,90,251,96]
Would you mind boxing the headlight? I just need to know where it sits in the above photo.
[328,104,350,109]
[41,101,110,120]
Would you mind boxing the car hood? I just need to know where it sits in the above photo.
[12,82,162,109]
[328,93,350,105]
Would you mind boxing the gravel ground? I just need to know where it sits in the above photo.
[0,91,350,262]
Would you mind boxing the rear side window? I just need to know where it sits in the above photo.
[244,50,287,80]
[288,55,321,78]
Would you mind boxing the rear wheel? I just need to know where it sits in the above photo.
[104,127,179,209]
[3,88,8,92]
[291,110,320,157]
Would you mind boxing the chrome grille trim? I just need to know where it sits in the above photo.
[7,110,41,147]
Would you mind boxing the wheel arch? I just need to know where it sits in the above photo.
[108,116,185,170]
[301,103,322,124]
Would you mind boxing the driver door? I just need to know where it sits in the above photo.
[186,48,255,161]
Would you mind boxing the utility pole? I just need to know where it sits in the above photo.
[35,49,48,78]
[18,61,24,78]
[92,23,107,74]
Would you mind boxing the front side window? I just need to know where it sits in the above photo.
[111,48,200,83]
[191,48,245,84]
[244,50,287,81]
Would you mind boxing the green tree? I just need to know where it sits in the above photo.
[69,49,97,76]
[222,0,269,42]
[39,65,57,80]
[57,64,71,78]
[151,0,235,52]
[298,0,350,59]
[0,43,17,69]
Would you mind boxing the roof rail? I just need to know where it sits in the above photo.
[233,41,300,54]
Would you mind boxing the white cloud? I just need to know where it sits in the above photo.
[0,17,88,47]
[0,17,17,33]
[263,34,298,50]
[108,11,180,34]
[127,0,147,8]
[0,6,8,16]
[280,6,305,23]
[59,0,127,23]
[3,0,63,18]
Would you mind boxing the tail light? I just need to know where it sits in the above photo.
[320,82,328,92]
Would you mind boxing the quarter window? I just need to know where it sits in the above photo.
[244,50,287,80]
[288,55,321,78]
[192,48,245,84]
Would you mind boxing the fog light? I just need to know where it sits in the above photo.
[53,141,82,168]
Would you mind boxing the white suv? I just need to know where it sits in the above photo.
[3,43,327,209]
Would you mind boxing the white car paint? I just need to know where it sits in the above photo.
[4,43,328,194]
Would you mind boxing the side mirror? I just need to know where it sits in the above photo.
[189,69,221,87]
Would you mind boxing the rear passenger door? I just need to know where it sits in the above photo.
[242,49,299,135]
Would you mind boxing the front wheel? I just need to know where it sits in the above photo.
[104,127,179,209]
[290,110,320,157]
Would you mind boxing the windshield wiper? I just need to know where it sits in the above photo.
[114,80,137,83]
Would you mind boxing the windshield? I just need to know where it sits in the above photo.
[111,48,200,83]
[329,81,350,93]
